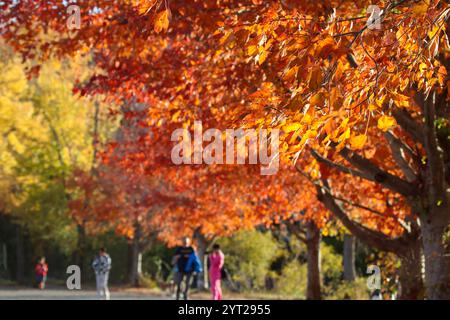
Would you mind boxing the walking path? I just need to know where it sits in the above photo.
[0,284,271,300]
[0,285,176,300]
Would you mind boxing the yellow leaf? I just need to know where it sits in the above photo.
[349,134,367,150]
[154,9,170,33]
[339,117,349,129]
[257,47,269,65]
[138,0,157,15]
[378,115,397,132]
[338,127,351,142]
[428,25,441,39]
[171,110,181,122]
[282,123,301,133]
[368,103,379,111]
[219,30,232,45]
[247,45,258,56]
[391,92,410,108]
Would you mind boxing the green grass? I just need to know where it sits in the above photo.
[0,278,18,286]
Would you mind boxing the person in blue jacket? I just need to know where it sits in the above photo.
[186,250,203,274]
[172,236,202,300]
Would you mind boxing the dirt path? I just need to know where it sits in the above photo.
[0,285,181,300]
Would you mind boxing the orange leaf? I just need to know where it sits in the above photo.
[377,115,397,132]
[349,134,367,150]
[154,9,170,33]
[138,0,157,15]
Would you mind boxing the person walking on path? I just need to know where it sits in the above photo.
[92,247,112,300]
[172,236,195,300]
[35,257,48,290]
[208,244,225,300]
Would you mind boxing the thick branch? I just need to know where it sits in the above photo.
[339,147,417,196]
[392,108,425,145]
[326,189,410,231]
[311,146,416,196]
[287,222,307,244]
[422,92,446,203]
[385,132,418,183]
[316,179,408,255]
[311,149,373,181]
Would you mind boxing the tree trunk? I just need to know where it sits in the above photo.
[343,234,356,281]
[15,225,24,284]
[74,223,86,277]
[317,182,425,298]
[195,233,208,290]
[305,221,321,300]
[129,223,143,287]
[418,88,450,299]
[1,243,7,273]
[398,241,424,300]
[420,208,450,299]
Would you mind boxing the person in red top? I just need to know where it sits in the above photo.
[35,257,48,289]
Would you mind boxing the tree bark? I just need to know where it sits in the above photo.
[398,241,424,300]
[15,225,24,284]
[194,230,210,290]
[74,222,87,278]
[317,181,424,299]
[343,234,356,281]
[305,221,321,300]
[129,223,143,287]
[419,208,450,299]
[413,90,450,299]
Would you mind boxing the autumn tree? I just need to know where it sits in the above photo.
[2,0,450,299]
[0,43,115,278]
[219,0,449,299]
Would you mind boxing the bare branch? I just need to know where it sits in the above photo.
[317,179,409,255]
[311,149,373,181]
[385,132,418,182]
[339,147,417,196]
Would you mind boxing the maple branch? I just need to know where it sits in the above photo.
[385,131,419,162]
[311,147,416,196]
[90,101,100,176]
[335,16,367,23]
[287,222,307,244]
[316,179,409,254]
[391,108,425,145]
[421,91,447,203]
[336,0,412,68]
[385,132,418,182]
[339,146,417,197]
[310,149,373,181]
[296,159,409,230]
[328,191,409,230]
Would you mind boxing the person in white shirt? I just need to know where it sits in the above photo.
[92,247,112,300]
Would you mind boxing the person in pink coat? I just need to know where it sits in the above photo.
[208,244,225,300]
